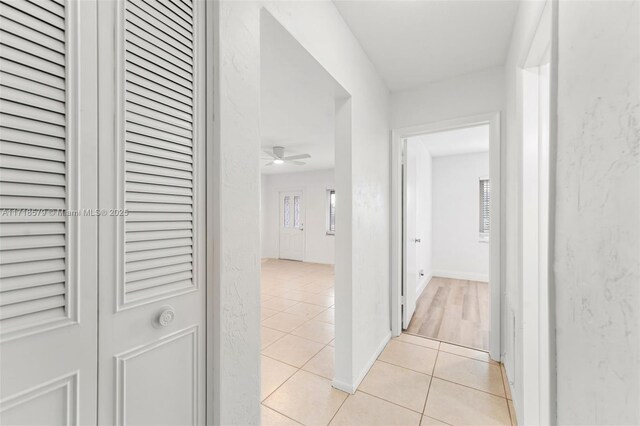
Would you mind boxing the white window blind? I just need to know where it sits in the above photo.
[327,190,335,234]
[0,0,69,334]
[479,178,490,237]
[123,0,195,304]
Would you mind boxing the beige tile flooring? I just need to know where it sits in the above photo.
[261,259,516,426]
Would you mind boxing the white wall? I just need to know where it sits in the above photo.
[555,2,639,424]
[391,66,505,129]
[432,152,490,281]
[261,170,335,264]
[407,139,433,296]
[213,2,390,422]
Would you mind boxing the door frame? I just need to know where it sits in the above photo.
[277,188,306,261]
[390,112,502,360]
[519,0,555,423]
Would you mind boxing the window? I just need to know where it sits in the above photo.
[283,195,290,227]
[479,178,490,241]
[294,195,301,228]
[327,190,336,234]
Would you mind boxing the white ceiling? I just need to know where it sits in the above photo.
[261,13,342,175]
[411,124,489,157]
[334,0,520,92]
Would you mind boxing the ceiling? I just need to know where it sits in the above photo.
[261,13,343,175]
[411,124,489,157]
[334,0,520,92]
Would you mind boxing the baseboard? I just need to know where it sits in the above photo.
[432,270,489,282]
[416,274,432,298]
[332,331,391,394]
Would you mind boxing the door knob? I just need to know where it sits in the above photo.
[155,306,175,327]
[414,238,421,243]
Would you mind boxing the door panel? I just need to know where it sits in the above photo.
[402,141,418,328]
[97,0,206,424]
[0,0,98,424]
[278,191,304,261]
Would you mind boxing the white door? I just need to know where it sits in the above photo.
[279,191,304,261]
[96,0,206,424]
[402,141,419,328]
[0,0,99,424]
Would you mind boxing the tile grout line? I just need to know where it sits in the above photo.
[422,346,440,415]
[356,388,426,416]
[374,355,508,399]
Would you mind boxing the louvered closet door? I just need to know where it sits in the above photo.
[97,0,205,424]
[0,0,99,424]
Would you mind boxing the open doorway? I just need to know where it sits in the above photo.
[258,11,351,409]
[391,112,502,360]
[403,125,492,350]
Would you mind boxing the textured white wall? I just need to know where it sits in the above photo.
[214,2,390,422]
[432,152,490,281]
[261,170,336,264]
[555,2,640,424]
[390,66,505,129]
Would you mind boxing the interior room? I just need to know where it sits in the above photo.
[403,125,492,351]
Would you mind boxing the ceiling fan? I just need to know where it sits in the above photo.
[263,146,311,166]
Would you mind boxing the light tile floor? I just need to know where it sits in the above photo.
[261,259,516,426]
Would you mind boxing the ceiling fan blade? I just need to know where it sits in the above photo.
[264,161,274,166]
[263,150,278,159]
[284,154,311,161]
[287,160,306,166]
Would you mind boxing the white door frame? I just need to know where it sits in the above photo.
[520,0,555,423]
[391,112,502,360]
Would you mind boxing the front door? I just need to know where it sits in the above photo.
[96,0,206,424]
[279,191,304,261]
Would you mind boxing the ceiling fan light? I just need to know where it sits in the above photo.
[273,159,284,165]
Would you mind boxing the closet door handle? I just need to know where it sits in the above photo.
[155,306,175,327]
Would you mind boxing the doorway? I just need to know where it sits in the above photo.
[258,11,354,418]
[403,124,492,351]
[391,112,502,360]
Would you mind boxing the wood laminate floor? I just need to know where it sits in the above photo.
[406,277,490,351]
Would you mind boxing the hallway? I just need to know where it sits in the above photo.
[261,261,516,426]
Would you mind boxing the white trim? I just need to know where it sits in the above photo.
[391,111,502,361]
[519,1,554,424]
[431,271,489,283]
[332,331,391,394]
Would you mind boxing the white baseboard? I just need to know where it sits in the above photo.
[432,270,489,282]
[416,274,432,298]
[332,331,391,394]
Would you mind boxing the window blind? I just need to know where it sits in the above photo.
[479,179,490,235]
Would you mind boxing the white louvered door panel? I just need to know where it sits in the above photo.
[0,0,99,424]
[98,0,205,424]
[0,0,68,335]
[123,0,196,306]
